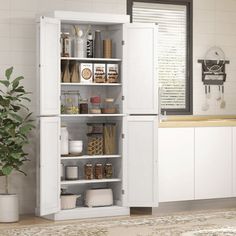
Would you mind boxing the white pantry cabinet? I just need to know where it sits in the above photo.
[36,11,158,221]
[158,128,194,202]
[123,116,158,207]
[195,127,232,199]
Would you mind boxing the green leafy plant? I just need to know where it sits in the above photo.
[0,67,34,194]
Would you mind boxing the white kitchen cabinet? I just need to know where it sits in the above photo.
[123,24,158,115]
[195,127,232,199]
[158,128,194,202]
[123,116,158,207]
[38,117,60,216]
[37,17,60,116]
[36,11,158,220]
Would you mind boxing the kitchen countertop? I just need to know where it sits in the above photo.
[159,115,236,128]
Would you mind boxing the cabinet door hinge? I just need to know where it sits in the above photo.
[122,95,125,101]
[59,135,61,140]
[122,40,125,46]
[122,190,125,194]
[122,134,125,139]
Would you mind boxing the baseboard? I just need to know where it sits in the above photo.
[152,198,236,215]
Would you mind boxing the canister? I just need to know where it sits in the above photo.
[65,166,79,180]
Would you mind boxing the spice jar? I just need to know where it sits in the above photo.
[84,163,93,180]
[104,163,113,178]
[95,163,103,179]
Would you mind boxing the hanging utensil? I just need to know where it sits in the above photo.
[207,85,211,99]
[202,85,209,111]
[220,85,226,109]
[216,85,221,101]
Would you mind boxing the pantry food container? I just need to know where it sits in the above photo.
[65,166,79,180]
[102,98,117,114]
[61,194,81,210]
[85,188,113,207]
[87,123,103,134]
[87,134,104,155]
[69,140,83,154]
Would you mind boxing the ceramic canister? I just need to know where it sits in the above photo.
[65,166,79,180]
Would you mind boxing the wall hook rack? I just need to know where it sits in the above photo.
[198,59,230,85]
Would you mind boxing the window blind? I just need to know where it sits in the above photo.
[133,2,187,109]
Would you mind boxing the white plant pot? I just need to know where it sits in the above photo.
[0,194,19,222]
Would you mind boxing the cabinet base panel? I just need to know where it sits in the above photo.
[43,206,130,221]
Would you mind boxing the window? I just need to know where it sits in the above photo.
[127,0,193,115]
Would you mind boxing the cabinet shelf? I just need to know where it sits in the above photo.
[61,83,122,86]
[61,57,122,62]
[61,178,121,185]
[61,155,121,160]
[60,114,125,117]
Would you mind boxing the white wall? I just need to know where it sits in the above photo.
[0,0,126,214]
[193,0,236,115]
[1,0,236,214]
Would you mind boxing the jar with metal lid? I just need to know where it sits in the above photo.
[61,32,71,57]
[84,163,93,180]
[104,163,113,178]
[95,163,103,179]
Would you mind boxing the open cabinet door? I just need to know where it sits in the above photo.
[122,23,158,115]
[38,117,60,216]
[123,116,158,207]
[38,16,60,116]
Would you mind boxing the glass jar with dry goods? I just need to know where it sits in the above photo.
[102,98,117,114]
[95,163,103,179]
[87,134,104,155]
[61,32,71,57]
[79,99,89,114]
[84,163,93,180]
[65,91,79,114]
[104,163,113,178]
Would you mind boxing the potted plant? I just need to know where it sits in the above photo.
[0,67,34,222]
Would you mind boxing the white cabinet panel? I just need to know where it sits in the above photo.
[39,117,60,216]
[123,23,158,114]
[158,128,194,202]
[195,127,232,200]
[233,127,236,196]
[38,17,60,116]
[123,116,158,207]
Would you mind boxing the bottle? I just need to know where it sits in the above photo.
[94,30,102,58]
[75,30,85,58]
[87,32,93,58]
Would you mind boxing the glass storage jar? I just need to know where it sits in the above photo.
[102,98,117,114]
[65,91,79,114]
[104,163,113,178]
[84,163,93,180]
[95,163,103,179]
[90,96,101,114]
